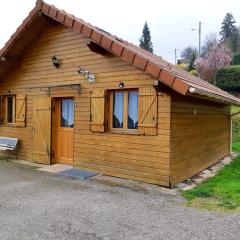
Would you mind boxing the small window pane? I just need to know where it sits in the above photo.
[7,96,14,123]
[113,92,124,128]
[128,92,138,129]
[61,99,74,128]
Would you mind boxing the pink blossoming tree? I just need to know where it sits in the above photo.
[195,44,232,82]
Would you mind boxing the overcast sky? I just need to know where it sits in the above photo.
[1,0,240,63]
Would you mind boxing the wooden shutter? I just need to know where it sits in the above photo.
[32,98,51,164]
[15,94,26,127]
[90,89,105,132]
[0,96,5,125]
[138,87,158,136]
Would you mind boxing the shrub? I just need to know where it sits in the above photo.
[189,69,198,76]
[232,53,240,65]
[176,63,188,71]
[215,66,240,91]
[195,44,232,81]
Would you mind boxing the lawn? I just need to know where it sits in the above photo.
[182,156,240,211]
[233,142,240,152]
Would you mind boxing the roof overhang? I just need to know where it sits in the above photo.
[188,87,240,105]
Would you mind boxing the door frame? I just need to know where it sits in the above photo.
[51,96,75,165]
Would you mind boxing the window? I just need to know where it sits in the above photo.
[6,95,16,124]
[60,99,74,128]
[110,90,138,131]
[0,94,26,127]
[89,87,157,135]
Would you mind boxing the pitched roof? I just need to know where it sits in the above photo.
[0,0,240,105]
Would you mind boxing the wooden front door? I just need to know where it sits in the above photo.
[52,98,74,165]
[32,98,52,164]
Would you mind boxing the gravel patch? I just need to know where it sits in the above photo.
[0,160,240,240]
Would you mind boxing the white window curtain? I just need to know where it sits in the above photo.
[113,92,124,128]
[61,99,74,128]
[128,92,138,129]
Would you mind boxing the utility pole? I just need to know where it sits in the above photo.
[174,48,177,65]
[198,21,201,57]
[191,21,202,57]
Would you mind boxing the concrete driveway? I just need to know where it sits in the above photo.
[0,160,240,240]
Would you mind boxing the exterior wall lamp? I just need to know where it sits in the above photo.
[118,82,124,88]
[52,55,60,68]
[78,67,96,83]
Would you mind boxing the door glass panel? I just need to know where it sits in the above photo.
[113,92,124,128]
[128,91,138,129]
[61,99,74,128]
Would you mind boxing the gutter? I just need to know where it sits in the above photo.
[188,87,240,106]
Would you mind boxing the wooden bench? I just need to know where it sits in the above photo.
[0,137,18,160]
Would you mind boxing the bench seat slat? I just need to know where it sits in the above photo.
[0,137,18,151]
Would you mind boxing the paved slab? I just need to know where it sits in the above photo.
[38,164,73,173]
[0,160,240,240]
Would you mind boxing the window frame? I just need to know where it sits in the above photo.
[5,95,16,125]
[109,89,138,134]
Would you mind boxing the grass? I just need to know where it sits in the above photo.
[226,65,240,72]
[182,156,240,211]
[0,155,7,161]
[232,106,240,114]
[233,142,240,152]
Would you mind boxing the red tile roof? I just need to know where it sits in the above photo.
[0,0,240,105]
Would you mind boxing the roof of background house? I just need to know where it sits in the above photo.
[0,0,239,105]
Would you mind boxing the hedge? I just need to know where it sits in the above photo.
[232,53,240,65]
[232,107,240,145]
[215,65,240,91]
[233,116,240,143]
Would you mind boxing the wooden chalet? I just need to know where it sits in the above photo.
[0,1,239,187]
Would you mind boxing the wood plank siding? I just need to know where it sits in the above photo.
[170,94,231,187]
[0,24,171,186]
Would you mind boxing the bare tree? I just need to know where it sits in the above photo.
[181,46,198,60]
[201,33,219,57]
